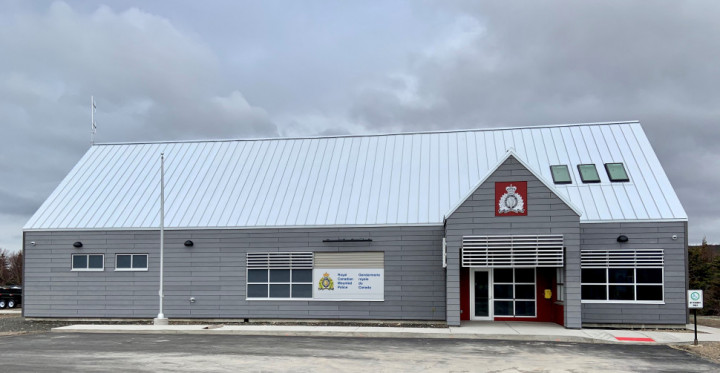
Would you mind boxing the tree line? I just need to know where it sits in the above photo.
[0,249,22,286]
[688,239,720,315]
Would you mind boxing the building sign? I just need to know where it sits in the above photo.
[313,269,384,301]
[688,290,703,309]
[495,181,528,216]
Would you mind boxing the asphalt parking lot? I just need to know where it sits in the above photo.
[0,333,718,372]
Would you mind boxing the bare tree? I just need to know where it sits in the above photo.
[0,249,9,285]
[7,250,22,285]
[0,249,22,286]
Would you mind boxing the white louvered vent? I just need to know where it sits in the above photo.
[461,235,564,267]
[581,249,664,267]
[247,252,314,269]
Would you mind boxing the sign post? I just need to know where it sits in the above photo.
[688,290,703,346]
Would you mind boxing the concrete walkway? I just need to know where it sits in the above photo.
[51,321,720,345]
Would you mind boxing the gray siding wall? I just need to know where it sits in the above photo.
[579,221,688,325]
[23,226,446,320]
[445,156,582,327]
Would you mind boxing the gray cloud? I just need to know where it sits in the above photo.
[1,1,717,251]
[0,190,39,216]
[348,1,720,243]
[0,2,276,251]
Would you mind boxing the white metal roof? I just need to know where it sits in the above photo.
[24,121,687,230]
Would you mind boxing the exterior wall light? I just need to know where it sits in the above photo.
[616,235,629,243]
[184,240,194,247]
[73,241,83,248]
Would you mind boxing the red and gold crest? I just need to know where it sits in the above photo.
[495,181,527,216]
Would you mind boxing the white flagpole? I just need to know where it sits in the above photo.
[155,152,168,325]
[90,96,95,146]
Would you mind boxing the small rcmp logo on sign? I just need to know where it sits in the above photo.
[495,181,528,216]
[318,272,334,291]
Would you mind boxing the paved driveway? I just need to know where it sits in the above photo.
[0,333,717,372]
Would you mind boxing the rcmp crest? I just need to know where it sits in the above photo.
[498,184,525,214]
[318,272,334,290]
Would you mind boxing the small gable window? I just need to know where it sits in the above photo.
[605,163,629,182]
[550,165,572,184]
[577,164,601,183]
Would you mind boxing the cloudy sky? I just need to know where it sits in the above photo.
[1,0,718,251]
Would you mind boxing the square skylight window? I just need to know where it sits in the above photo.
[577,164,601,183]
[605,163,629,182]
[550,165,572,184]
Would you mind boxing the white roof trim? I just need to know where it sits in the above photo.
[580,219,687,224]
[445,149,584,218]
[22,219,688,233]
[96,121,640,146]
[22,222,445,232]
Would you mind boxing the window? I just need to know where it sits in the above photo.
[581,268,663,302]
[246,252,314,299]
[550,165,572,184]
[577,164,601,183]
[556,268,565,302]
[116,254,148,271]
[580,249,664,302]
[72,254,104,271]
[605,163,629,182]
[493,268,536,317]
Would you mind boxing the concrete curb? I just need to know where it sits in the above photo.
[51,321,720,345]
[50,325,602,344]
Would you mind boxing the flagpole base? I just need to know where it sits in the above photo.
[154,315,168,325]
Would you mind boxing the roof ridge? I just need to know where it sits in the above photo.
[94,120,640,146]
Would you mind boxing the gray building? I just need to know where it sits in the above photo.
[23,121,688,327]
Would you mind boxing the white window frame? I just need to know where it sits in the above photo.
[492,268,537,318]
[580,249,664,304]
[246,252,314,300]
[246,268,314,300]
[115,254,149,271]
[71,254,104,272]
[469,269,493,321]
[581,267,664,304]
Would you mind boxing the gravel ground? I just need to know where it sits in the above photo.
[0,313,74,335]
[698,316,720,329]
[674,343,720,365]
[671,316,720,364]
[0,313,152,336]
